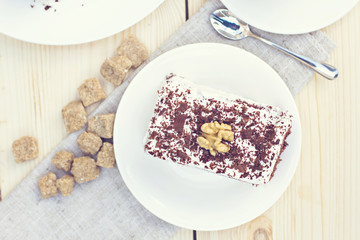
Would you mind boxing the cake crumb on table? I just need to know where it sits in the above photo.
[116,35,148,68]
[62,100,87,133]
[77,132,102,155]
[96,142,115,168]
[88,113,115,139]
[78,77,106,107]
[12,136,39,163]
[100,56,132,86]
[71,157,100,183]
[51,150,74,171]
[38,172,58,199]
[56,175,75,196]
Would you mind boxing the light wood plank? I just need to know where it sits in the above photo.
[188,0,360,239]
[172,229,194,240]
[318,5,360,239]
[187,0,207,18]
[0,0,185,199]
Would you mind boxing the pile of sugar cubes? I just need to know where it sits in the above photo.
[11,35,148,199]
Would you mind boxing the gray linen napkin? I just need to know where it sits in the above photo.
[0,0,335,239]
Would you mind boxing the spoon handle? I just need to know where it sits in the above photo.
[250,34,338,80]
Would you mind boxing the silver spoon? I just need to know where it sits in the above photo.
[210,9,338,80]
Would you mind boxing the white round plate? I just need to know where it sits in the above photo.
[113,43,301,230]
[0,0,163,45]
[221,0,359,34]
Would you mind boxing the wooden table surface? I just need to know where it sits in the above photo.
[1,0,359,239]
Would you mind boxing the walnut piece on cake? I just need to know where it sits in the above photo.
[100,56,132,86]
[196,121,234,156]
[77,132,102,155]
[51,150,74,172]
[38,172,58,199]
[62,100,87,133]
[71,157,100,183]
[12,136,39,163]
[88,113,115,139]
[96,142,115,168]
[56,175,75,197]
[78,78,107,107]
[116,35,148,68]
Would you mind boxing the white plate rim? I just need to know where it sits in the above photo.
[220,0,359,34]
[0,0,164,45]
[113,43,302,230]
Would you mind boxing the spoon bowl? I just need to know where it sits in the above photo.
[210,9,250,40]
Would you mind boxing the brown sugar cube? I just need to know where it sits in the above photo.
[88,113,115,139]
[51,150,74,172]
[78,78,107,107]
[62,100,87,133]
[77,132,102,155]
[56,175,75,197]
[71,156,100,183]
[116,35,148,68]
[38,172,58,199]
[96,142,115,168]
[100,56,132,86]
[12,136,39,163]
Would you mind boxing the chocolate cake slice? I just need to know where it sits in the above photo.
[144,74,293,184]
